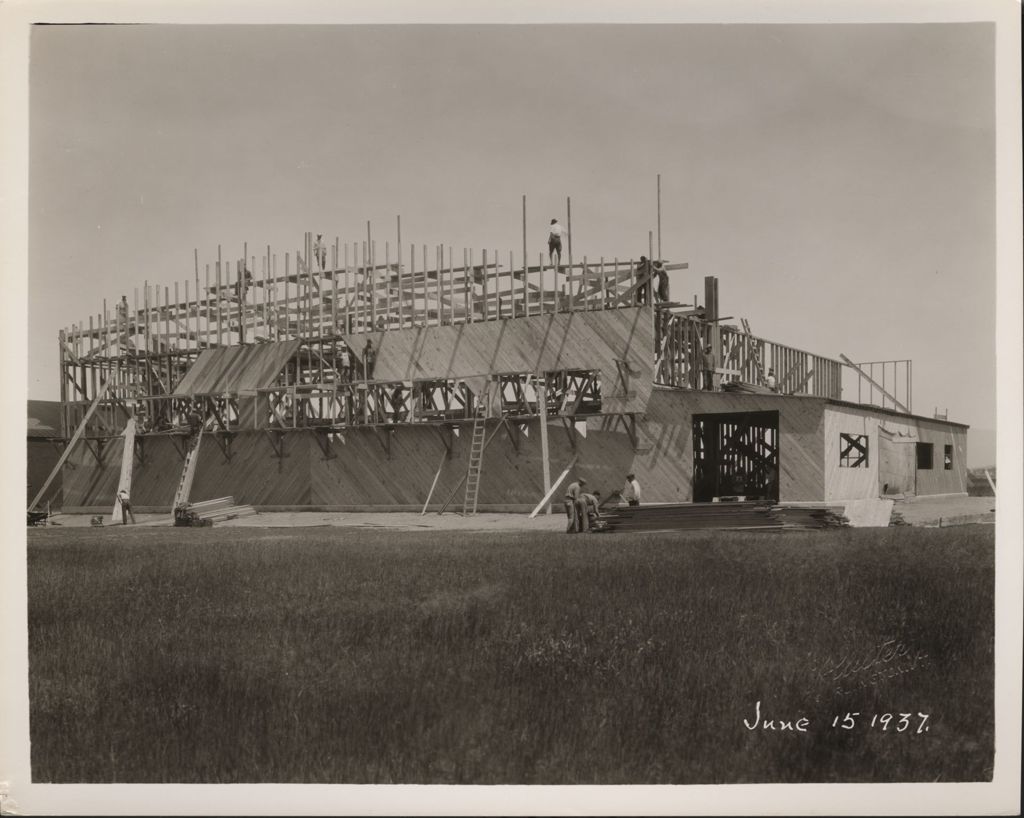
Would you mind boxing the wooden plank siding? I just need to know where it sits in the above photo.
[823,405,968,500]
[338,306,656,416]
[173,339,302,395]
[62,389,832,510]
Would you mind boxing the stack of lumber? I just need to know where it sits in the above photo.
[187,496,257,524]
[889,509,910,526]
[769,505,849,529]
[721,380,776,394]
[603,501,780,533]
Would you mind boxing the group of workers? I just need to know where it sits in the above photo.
[547,220,670,305]
[563,472,642,534]
[334,339,376,383]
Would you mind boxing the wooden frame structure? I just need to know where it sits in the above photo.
[46,226,961,514]
[57,231,858,444]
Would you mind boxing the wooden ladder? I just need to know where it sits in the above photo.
[741,318,767,385]
[462,381,491,516]
[172,426,204,515]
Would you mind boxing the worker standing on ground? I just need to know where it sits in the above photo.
[362,339,377,381]
[548,218,567,268]
[622,473,641,507]
[582,490,604,531]
[564,477,588,533]
[702,344,716,391]
[117,487,137,525]
[654,261,670,303]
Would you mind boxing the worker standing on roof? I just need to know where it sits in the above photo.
[338,343,352,383]
[766,368,777,392]
[635,256,652,305]
[702,344,716,391]
[187,402,203,438]
[391,383,405,423]
[564,477,588,533]
[654,261,670,303]
[548,218,567,268]
[362,339,377,381]
[314,234,327,271]
[117,295,130,349]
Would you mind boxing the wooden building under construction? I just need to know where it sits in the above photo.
[35,225,969,515]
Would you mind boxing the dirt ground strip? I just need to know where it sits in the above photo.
[37,495,995,531]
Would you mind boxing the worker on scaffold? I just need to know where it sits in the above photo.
[635,256,652,305]
[313,234,327,271]
[548,218,567,269]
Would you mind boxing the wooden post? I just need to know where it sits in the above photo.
[421,244,428,326]
[509,249,515,320]
[600,257,606,310]
[344,244,351,335]
[397,240,405,329]
[482,249,489,322]
[436,245,443,325]
[657,173,662,261]
[215,247,223,345]
[464,249,471,323]
[447,247,455,325]
[331,239,339,336]
[286,253,293,338]
[537,377,551,515]
[316,235,325,339]
[539,253,545,314]
[582,256,589,310]
[385,241,391,326]
[566,195,572,274]
[522,194,528,318]
[243,240,249,343]
[163,286,170,389]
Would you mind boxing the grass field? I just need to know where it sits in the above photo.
[27,525,994,784]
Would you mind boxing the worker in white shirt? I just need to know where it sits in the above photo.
[564,477,588,533]
[622,472,641,506]
[117,488,137,525]
[765,368,777,392]
[548,219,567,267]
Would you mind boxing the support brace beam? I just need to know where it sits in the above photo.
[840,354,909,413]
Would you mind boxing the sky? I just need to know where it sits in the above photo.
[25,21,998,462]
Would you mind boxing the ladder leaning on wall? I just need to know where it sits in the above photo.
[462,381,492,516]
[172,426,204,518]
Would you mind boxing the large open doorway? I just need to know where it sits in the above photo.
[692,411,780,502]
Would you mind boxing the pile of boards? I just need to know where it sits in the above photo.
[721,381,777,395]
[602,501,849,533]
[186,496,257,525]
[769,505,849,529]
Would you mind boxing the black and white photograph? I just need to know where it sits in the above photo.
[2,1,1021,815]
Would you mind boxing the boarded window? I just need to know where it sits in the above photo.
[839,433,869,468]
[944,444,953,470]
[917,442,934,470]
